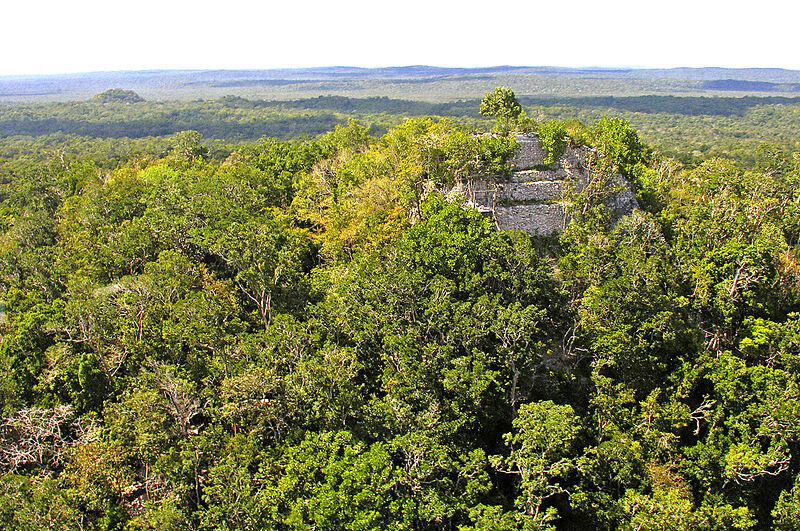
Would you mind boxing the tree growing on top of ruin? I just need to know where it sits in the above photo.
[480,86,523,133]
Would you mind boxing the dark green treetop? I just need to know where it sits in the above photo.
[480,86,523,132]
[92,88,145,103]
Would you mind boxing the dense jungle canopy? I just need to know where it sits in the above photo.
[0,89,799,529]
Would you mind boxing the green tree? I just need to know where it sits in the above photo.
[196,216,311,328]
[491,401,581,529]
[200,431,412,529]
[592,117,649,176]
[170,130,209,162]
[480,87,523,132]
[538,119,568,165]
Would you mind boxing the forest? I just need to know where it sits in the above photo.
[2,89,799,168]
[0,87,799,529]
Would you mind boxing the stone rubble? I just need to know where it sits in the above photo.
[452,132,638,236]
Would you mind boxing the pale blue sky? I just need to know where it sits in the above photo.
[2,0,799,75]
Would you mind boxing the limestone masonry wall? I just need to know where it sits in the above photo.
[508,133,548,170]
[450,133,638,236]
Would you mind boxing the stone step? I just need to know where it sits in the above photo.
[500,181,564,202]
[469,180,565,204]
[508,169,566,182]
[492,203,566,236]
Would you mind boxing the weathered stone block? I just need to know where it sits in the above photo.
[492,203,567,236]
[509,133,547,170]
[500,181,564,203]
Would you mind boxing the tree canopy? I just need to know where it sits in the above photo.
[0,95,799,529]
[480,86,523,132]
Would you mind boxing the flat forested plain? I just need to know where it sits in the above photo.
[1,66,800,164]
[1,69,800,529]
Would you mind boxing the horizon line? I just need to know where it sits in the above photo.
[2,64,799,79]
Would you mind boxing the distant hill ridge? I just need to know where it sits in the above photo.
[4,65,800,81]
[3,65,800,104]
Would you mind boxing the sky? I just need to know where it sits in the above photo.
[2,0,799,76]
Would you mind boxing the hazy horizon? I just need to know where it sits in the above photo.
[4,0,800,76]
[3,64,800,80]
